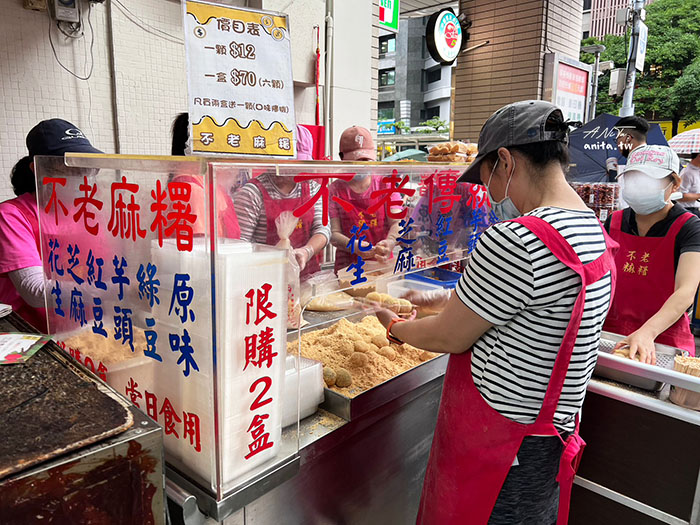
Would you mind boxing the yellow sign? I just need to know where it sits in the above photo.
[649,120,700,140]
[184,1,295,157]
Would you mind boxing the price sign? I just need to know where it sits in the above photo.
[184,1,296,157]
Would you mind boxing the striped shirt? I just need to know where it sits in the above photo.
[232,173,331,244]
[456,207,613,432]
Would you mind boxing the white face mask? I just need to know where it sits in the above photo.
[620,171,672,215]
[486,157,520,221]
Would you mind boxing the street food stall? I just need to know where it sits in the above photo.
[34,152,494,523]
[30,152,700,524]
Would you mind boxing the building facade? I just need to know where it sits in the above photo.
[583,0,655,39]
[377,15,455,133]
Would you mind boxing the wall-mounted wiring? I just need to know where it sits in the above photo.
[111,0,184,45]
[47,0,95,80]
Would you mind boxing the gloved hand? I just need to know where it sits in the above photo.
[401,289,451,310]
[292,246,313,271]
[374,239,396,262]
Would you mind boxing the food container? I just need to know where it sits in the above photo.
[594,331,687,391]
[387,277,443,298]
[282,356,324,427]
[405,268,461,289]
[669,356,700,410]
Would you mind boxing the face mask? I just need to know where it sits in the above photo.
[486,157,521,221]
[620,172,672,215]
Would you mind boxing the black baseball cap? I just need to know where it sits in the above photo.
[614,115,650,135]
[26,119,102,157]
[459,100,567,183]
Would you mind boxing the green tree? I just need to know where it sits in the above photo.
[580,0,700,134]
[379,120,411,134]
[418,117,449,133]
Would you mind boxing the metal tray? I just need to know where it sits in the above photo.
[320,354,448,421]
[594,331,686,391]
[291,309,448,421]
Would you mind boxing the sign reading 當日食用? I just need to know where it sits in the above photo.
[184,1,296,157]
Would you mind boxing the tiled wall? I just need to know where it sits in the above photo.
[0,0,188,202]
[0,0,325,202]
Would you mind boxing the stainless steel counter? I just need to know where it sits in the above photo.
[169,355,700,525]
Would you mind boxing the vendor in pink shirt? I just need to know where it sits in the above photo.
[0,119,102,332]
[329,126,401,273]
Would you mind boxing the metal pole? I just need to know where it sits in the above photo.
[588,51,601,122]
[620,0,645,117]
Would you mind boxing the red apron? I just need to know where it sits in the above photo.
[417,215,617,525]
[250,178,321,277]
[171,175,241,239]
[603,210,696,355]
[330,178,390,273]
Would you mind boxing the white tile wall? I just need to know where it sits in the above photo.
[110,0,188,157]
[0,0,322,202]
[0,0,114,202]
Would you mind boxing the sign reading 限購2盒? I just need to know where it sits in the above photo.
[184,0,297,157]
[378,0,399,33]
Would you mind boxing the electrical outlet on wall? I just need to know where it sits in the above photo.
[54,0,79,23]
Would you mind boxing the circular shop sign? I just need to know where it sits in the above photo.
[426,9,463,65]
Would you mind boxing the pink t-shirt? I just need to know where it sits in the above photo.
[0,192,47,331]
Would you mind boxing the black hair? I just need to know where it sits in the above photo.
[483,112,570,173]
[171,112,189,156]
[691,152,699,161]
[11,156,35,196]
[615,116,649,141]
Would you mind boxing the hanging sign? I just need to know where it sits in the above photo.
[635,21,648,72]
[425,8,462,65]
[184,1,296,157]
[378,0,399,33]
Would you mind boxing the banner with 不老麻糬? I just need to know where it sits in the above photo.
[184,0,296,157]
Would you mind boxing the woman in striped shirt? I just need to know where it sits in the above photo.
[378,100,617,525]
[232,126,330,277]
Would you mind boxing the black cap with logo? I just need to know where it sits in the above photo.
[26,119,102,157]
[458,100,568,183]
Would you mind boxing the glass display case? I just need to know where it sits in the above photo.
[34,153,496,503]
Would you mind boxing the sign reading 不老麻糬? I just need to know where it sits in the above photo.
[378,0,399,33]
[425,8,462,65]
[184,1,296,157]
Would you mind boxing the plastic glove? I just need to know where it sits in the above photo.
[374,239,396,261]
[292,246,313,271]
[401,289,451,310]
[376,307,399,329]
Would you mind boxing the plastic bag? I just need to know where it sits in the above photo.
[276,211,302,329]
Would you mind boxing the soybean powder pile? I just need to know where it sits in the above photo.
[292,316,438,398]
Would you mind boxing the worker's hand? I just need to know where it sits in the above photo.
[401,289,451,310]
[292,246,313,271]
[614,330,657,365]
[375,308,399,329]
[374,239,396,261]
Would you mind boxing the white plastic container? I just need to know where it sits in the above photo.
[282,356,324,428]
[387,278,442,299]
